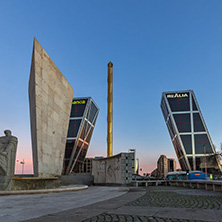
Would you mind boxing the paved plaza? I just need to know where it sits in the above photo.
[1,185,222,222]
[83,186,222,222]
[0,186,129,222]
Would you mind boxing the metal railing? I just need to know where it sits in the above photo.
[168,180,222,192]
[132,180,168,187]
[132,179,222,192]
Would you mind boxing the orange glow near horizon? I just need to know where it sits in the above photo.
[15,159,33,174]
[15,140,33,174]
[15,141,179,176]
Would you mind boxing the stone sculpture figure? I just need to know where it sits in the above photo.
[0,130,18,176]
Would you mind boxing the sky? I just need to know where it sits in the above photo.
[1,1,222,175]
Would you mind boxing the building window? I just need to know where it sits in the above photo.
[187,157,193,170]
[194,134,213,154]
[192,96,198,111]
[161,98,169,120]
[87,102,98,123]
[167,117,176,139]
[193,113,205,132]
[67,120,81,138]
[173,136,184,159]
[167,95,190,112]
[70,99,88,118]
[195,157,201,170]
[180,135,192,154]
[173,114,191,133]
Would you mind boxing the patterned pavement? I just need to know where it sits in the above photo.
[84,186,222,222]
[127,191,222,209]
[84,213,205,222]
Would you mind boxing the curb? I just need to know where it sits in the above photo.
[0,185,88,196]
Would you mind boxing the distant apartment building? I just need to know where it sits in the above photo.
[157,155,176,178]
[151,168,158,177]
[168,158,176,172]
[63,97,99,175]
[128,149,137,174]
[157,155,168,178]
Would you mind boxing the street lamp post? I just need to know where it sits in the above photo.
[20,159,25,175]
[16,160,19,174]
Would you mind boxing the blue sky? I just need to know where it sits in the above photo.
[1,1,222,174]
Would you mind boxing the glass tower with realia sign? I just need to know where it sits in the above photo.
[62,97,99,175]
[161,90,221,173]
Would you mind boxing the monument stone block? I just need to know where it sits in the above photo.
[29,38,74,177]
[92,153,133,185]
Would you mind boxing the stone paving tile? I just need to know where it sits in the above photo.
[83,213,205,222]
[126,186,222,210]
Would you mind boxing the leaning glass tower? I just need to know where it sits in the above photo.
[161,90,221,173]
[63,97,99,175]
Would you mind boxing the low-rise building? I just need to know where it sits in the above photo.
[151,168,158,177]
[157,155,176,178]
[168,158,176,172]
[157,155,168,178]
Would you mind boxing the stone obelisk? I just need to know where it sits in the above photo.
[107,62,113,157]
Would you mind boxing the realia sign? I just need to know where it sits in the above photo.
[167,93,188,98]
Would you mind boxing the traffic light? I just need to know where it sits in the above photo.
[186,170,189,176]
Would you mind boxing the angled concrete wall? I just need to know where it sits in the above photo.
[29,38,74,177]
[92,153,133,185]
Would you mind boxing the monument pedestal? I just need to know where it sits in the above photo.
[10,177,60,191]
[0,176,11,190]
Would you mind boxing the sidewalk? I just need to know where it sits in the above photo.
[0,186,130,222]
[23,187,145,222]
[23,186,222,222]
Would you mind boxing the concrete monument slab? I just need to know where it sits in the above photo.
[29,38,74,177]
[92,152,134,185]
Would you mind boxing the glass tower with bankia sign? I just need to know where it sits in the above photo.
[161,90,221,174]
[62,97,99,175]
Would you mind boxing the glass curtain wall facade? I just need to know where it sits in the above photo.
[63,97,99,175]
[161,90,221,173]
